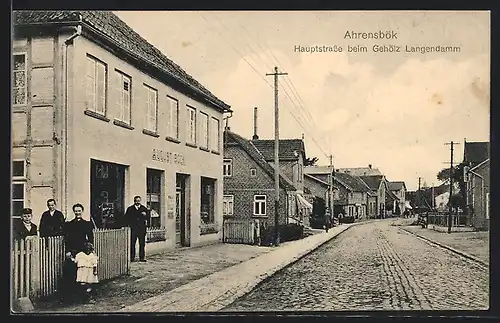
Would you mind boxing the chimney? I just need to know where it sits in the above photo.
[301,133,304,140]
[252,107,259,140]
[368,164,372,169]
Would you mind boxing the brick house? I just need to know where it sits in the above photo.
[334,172,371,219]
[359,175,387,218]
[12,10,231,249]
[466,158,490,230]
[223,130,305,227]
[387,181,407,215]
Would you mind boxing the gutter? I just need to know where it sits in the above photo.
[62,16,83,218]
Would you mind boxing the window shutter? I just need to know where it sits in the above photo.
[86,58,96,110]
[97,62,106,114]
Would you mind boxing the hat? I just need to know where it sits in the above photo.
[22,208,32,215]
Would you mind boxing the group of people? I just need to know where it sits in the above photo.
[12,196,152,304]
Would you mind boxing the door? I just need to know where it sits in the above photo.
[175,190,182,245]
[175,174,189,247]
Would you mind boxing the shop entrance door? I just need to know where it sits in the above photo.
[90,159,126,229]
[175,174,189,247]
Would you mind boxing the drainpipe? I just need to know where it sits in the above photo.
[62,17,83,218]
[469,170,485,228]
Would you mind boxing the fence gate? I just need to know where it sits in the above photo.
[223,219,258,245]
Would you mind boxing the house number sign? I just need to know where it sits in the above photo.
[152,149,186,165]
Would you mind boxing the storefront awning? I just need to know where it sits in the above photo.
[297,194,313,211]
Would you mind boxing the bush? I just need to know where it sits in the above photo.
[260,223,305,246]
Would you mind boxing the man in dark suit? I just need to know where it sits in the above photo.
[39,199,66,238]
[125,196,149,262]
[13,208,38,240]
[61,203,94,303]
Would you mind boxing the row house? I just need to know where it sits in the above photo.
[12,10,231,249]
[303,165,335,216]
[359,174,387,218]
[387,181,407,215]
[463,140,490,230]
[222,129,309,227]
[334,172,371,219]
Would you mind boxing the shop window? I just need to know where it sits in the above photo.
[199,112,209,149]
[250,168,257,177]
[223,195,234,217]
[211,117,220,152]
[146,169,163,228]
[145,85,158,132]
[86,55,107,116]
[166,96,179,140]
[253,195,266,216]
[13,53,27,106]
[187,105,196,145]
[201,177,216,224]
[115,70,131,124]
[223,159,232,177]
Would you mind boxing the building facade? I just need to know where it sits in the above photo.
[359,175,386,218]
[387,181,407,215]
[12,11,231,249]
[467,159,490,230]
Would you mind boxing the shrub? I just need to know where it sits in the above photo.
[340,216,355,224]
[259,223,305,246]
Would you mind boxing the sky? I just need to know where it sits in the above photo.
[115,10,490,191]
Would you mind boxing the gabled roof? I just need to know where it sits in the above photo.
[359,175,384,191]
[385,184,399,201]
[304,173,329,187]
[335,172,371,193]
[387,181,406,191]
[224,130,296,191]
[463,141,489,167]
[337,167,382,176]
[251,139,306,161]
[469,158,490,172]
[13,10,231,113]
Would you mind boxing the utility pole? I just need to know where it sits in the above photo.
[417,177,422,208]
[444,141,459,234]
[266,66,288,246]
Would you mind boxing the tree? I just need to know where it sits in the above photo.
[304,157,319,166]
[436,162,466,211]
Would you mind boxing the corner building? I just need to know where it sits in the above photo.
[12,11,231,249]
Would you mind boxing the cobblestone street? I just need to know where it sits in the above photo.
[222,220,489,311]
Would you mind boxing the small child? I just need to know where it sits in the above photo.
[72,242,99,303]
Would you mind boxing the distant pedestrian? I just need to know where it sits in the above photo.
[72,242,99,303]
[39,199,66,238]
[324,212,332,233]
[61,203,94,303]
[13,208,38,240]
[125,196,149,262]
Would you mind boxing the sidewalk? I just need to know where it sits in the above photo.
[120,223,357,312]
[399,224,489,265]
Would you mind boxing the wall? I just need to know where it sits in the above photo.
[269,158,303,193]
[304,176,328,201]
[367,196,377,218]
[223,144,287,226]
[12,32,66,226]
[471,163,489,230]
[65,35,224,247]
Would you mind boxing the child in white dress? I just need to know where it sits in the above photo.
[72,242,99,303]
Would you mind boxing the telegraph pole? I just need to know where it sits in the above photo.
[266,66,288,246]
[444,141,459,234]
[417,177,422,208]
[329,155,334,218]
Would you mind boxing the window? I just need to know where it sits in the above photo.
[145,85,158,132]
[223,159,232,177]
[12,160,26,218]
[199,112,209,149]
[115,71,131,124]
[223,195,234,216]
[211,118,220,152]
[86,55,107,115]
[13,54,27,106]
[253,195,266,216]
[201,177,216,224]
[250,168,257,177]
[146,169,163,229]
[166,96,179,139]
[187,106,196,145]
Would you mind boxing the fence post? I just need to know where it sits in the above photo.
[28,237,40,298]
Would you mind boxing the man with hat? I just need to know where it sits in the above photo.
[13,208,38,240]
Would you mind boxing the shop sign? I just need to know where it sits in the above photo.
[152,149,186,165]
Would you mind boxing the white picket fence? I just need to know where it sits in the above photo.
[11,227,130,301]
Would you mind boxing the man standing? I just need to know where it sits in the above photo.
[39,199,66,238]
[13,208,38,240]
[125,196,149,262]
[61,203,94,303]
